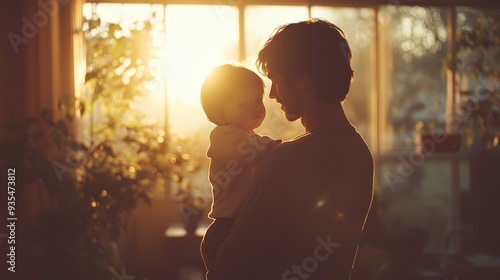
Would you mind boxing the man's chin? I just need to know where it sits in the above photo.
[284,112,300,122]
[281,105,300,121]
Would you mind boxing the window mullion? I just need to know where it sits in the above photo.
[239,3,246,62]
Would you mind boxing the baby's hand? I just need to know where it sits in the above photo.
[262,137,282,149]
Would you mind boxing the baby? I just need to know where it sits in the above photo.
[199,64,280,279]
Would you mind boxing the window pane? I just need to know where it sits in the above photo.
[311,7,375,149]
[162,5,240,226]
[244,6,309,140]
[163,5,239,136]
[379,6,448,151]
[82,3,166,128]
[379,157,456,251]
[455,8,500,150]
[377,6,451,253]
[83,3,164,27]
[245,5,309,62]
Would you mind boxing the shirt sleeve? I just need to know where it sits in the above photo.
[207,125,277,169]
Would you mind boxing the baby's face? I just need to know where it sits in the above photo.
[221,88,266,133]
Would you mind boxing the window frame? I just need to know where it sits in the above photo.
[83,0,499,253]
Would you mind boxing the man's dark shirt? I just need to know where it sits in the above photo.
[214,126,374,280]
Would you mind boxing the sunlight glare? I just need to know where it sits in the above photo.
[162,5,239,105]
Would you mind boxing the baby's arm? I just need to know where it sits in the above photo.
[249,135,283,167]
[248,135,282,175]
[208,126,281,169]
[260,135,282,147]
[255,135,282,155]
[243,134,282,165]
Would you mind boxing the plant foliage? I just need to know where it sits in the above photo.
[0,9,197,279]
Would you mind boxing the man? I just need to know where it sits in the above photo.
[213,19,374,280]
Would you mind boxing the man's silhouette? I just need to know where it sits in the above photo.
[213,19,374,280]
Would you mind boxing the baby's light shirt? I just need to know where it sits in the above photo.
[207,125,276,218]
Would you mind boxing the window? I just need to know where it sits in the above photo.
[163,5,239,137]
[245,6,309,140]
[311,7,375,148]
[379,6,448,151]
[82,3,166,126]
[81,1,500,252]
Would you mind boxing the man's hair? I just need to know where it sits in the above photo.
[257,18,354,103]
[201,64,265,125]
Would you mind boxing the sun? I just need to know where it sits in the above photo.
[160,5,239,106]
[83,3,239,133]
[159,48,221,106]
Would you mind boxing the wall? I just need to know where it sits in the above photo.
[0,0,26,140]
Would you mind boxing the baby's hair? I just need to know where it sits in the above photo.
[201,64,265,125]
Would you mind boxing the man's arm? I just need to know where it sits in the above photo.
[213,147,301,279]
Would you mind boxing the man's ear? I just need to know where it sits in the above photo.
[296,72,311,92]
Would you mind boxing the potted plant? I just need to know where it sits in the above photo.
[1,102,172,280]
[445,11,500,261]
[0,11,196,279]
[451,12,500,151]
